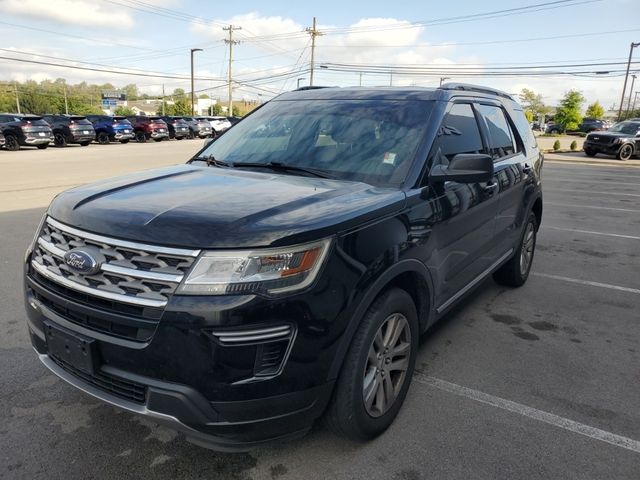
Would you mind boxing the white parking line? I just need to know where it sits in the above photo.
[532,273,640,294]
[544,188,640,198]
[544,225,640,241]
[544,179,640,187]
[415,374,640,454]
[546,202,640,213]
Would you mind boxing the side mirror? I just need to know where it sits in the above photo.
[429,154,493,184]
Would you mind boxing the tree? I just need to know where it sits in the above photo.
[554,90,585,132]
[519,88,551,121]
[585,101,605,119]
[114,106,135,116]
[156,98,191,116]
[209,103,223,115]
[172,88,185,97]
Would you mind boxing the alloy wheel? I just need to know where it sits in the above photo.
[520,221,535,276]
[363,313,411,418]
[619,144,633,161]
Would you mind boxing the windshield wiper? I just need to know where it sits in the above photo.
[191,155,232,168]
[232,161,334,179]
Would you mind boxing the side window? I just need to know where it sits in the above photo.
[476,104,517,160]
[436,103,485,163]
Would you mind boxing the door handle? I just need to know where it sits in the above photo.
[483,182,499,195]
[522,164,533,174]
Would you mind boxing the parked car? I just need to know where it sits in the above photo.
[23,84,542,450]
[86,115,135,144]
[227,116,242,126]
[159,116,190,140]
[182,116,213,138]
[43,115,96,147]
[545,121,562,134]
[575,117,610,133]
[197,115,232,136]
[583,119,640,160]
[0,114,53,150]
[126,115,169,142]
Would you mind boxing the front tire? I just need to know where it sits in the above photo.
[617,143,633,161]
[79,142,90,147]
[120,139,130,144]
[135,131,147,143]
[584,148,597,157]
[36,144,48,150]
[4,134,19,151]
[53,132,67,147]
[96,132,110,145]
[325,288,418,441]
[493,211,537,287]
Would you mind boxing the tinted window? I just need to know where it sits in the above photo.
[200,99,432,187]
[476,104,516,160]
[435,103,485,162]
[511,109,537,150]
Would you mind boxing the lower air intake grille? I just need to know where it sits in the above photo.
[50,355,147,404]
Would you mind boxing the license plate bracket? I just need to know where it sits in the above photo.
[44,321,97,374]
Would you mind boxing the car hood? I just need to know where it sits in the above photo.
[587,131,635,139]
[48,164,406,248]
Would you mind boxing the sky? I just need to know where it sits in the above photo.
[1,0,639,109]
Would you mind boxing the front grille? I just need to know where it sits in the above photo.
[589,136,614,145]
[50,354,147,403]
[31,217,200,308]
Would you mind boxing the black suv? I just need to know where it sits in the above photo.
[0,114,53,150]
[158,116,190,140]
[43,115,96,147]
[23,85,543,450]
[583,119,640,160]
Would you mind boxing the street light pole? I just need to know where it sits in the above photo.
[190,48,203,116]
[439,77,451,87]
[617,42,639,121]
[297,77,306,89]
[632,91,639,115]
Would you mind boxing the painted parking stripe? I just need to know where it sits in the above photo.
[544,179,640,187]
[415,374,640,454]
[544,187,640,198]
[546,202,640,213]
[543,225,640,241]
[532,272,640,294]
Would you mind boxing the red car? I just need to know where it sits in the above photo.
[126,116,169,143]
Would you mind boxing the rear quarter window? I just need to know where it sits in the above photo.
[511,109,537,151]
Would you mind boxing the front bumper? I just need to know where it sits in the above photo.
[24,265,339,449]
[583,140,621,156]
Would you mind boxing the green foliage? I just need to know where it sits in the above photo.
[157,98,191,116]
[585,101,605,119]
[524,110,534,122]
[173,88,185,97]
[554,90,585,132]
[570,140,578,151]
[209,103,223,115]
[232,105,241,117]
[553,140,561,151]
[114,106,136,116]
[519,88,551,120]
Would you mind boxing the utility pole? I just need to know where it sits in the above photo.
[190,48,203,116]
[306,17,323,86]
[439,77,451,87]
[63,82,69,115]
[626,74,637,117]
[632,91,639,114]
[617,42,639,121]
[389,71,393,86]
[14,82,20,114]
[359,72,362,87]
[224,25,241,115]
[162,84,165,115]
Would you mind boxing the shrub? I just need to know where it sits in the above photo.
[553,140,561,151]
[570,140,578,151]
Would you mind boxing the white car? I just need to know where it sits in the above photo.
[198,116,232,135]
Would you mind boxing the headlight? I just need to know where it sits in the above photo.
[612,138,621,144]
[177,238,332,296]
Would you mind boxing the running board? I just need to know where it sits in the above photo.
[436,249,514,314]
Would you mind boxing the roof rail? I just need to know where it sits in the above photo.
[294,86,333,91]
[440,83,514,100]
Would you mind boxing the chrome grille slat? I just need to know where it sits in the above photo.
[31,217,199,308]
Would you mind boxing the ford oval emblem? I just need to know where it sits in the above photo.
[63,249,101,275]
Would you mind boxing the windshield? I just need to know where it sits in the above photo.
[608,121,640,135]
[198,99,432,186]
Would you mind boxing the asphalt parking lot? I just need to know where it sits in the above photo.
[1,144,638,479]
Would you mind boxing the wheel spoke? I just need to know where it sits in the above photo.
[388,316,405,349]
[368,344,378,365]
[375,376,386,413]
[382,314,398,347]
[364,374,378,410]
[388,356,409,372]
[392,341,411,357]
[382,373,394,406]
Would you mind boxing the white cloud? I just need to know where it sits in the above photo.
[0,0,135,29]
